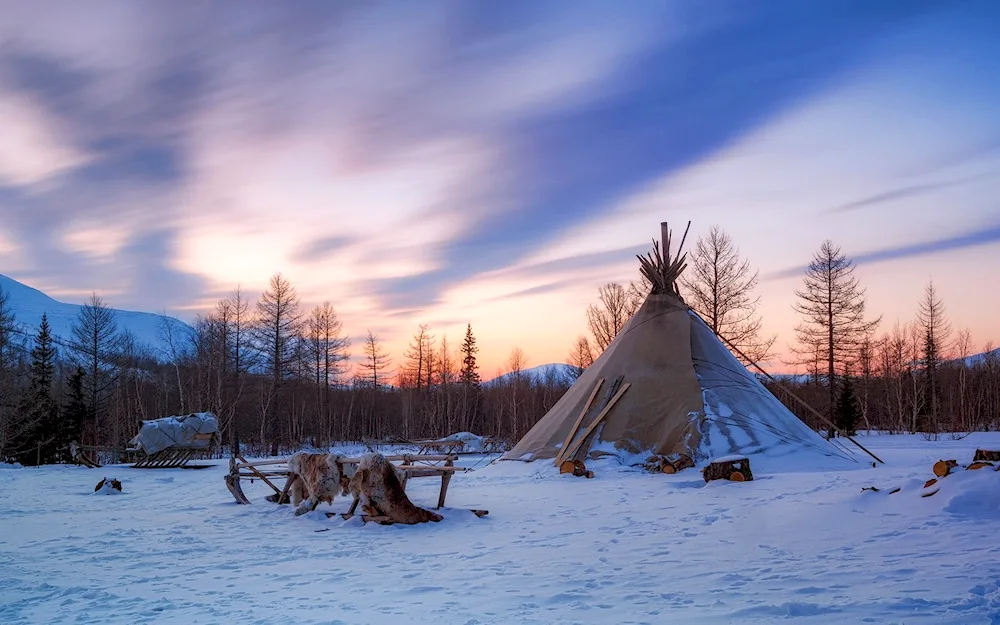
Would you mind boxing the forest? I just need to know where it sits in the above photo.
[1,226,997,465]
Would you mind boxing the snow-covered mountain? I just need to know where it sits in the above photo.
[0,273,193,357]
[485,363,577,386]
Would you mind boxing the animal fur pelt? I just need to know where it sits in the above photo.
[94,477,122,495]
[288,452,353,516]
[348,452,442,524]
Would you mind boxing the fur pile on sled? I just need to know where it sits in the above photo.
[288,452,354,516]
[348,452,442,524]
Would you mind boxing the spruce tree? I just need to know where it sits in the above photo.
[834,373,861,437]
[459,323,480,387]
[459,324,481,429]
[24,314,59,464]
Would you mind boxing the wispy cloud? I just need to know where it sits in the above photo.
[824,175,990,214]
[766,222,1000,280]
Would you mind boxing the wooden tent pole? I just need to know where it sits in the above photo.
[562,382,631,462]
[711,327,884,465]
[554,378,605,466]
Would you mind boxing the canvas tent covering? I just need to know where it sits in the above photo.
[129,412,219,455]
[505,223,858,469]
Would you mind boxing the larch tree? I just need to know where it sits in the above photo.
[70,293,124,443]
[402,324,434,391]
[254,273,302,382]
[253,273,302,450]
[306,301,350,437]
[586,282,637,353]
[791,241,881,426]
[566,335,595,380]
[0,287,26,461]
[681,225,776,364]
[360,330,392,389]
[916,281,952,435]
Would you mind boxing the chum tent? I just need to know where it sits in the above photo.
[504,222,861,470]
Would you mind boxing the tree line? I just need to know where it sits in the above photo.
[0,274,571,464]
[2,226,996,464]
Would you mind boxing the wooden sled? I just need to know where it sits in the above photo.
[225,453,469,510]
[72,447,103,468]
[327,509,489,525]
[132,433,218,469]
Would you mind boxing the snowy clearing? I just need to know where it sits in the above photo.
[2,434,1000,624]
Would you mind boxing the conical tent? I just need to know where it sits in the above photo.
[505,223,858,468]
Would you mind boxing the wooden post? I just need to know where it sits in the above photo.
[661,222,671,266]
[554,378,604,466]
[561,382,631,462]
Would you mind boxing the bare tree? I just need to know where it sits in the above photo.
[0,287,28,460]
[566,335,595,380]
[254,273,302,381]
[916,281,951,435]
[253,273,302,451]
[791,241,881,426]
[586,283,636,352]
[401,324,434,390]
[360,330,392,389]
[681,225,776,364]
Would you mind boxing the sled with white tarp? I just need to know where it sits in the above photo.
[128,412,219,468]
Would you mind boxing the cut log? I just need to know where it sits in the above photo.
[666,453,695,473]
[703,456,753,483]
[662,463,676,475]
[933,459,958,477]
[729,471,746,482]
[921,488,940,498]
[973,449,1000,462]
[559,459,591,478]
[923,478,938,488]
[967,461,994,471]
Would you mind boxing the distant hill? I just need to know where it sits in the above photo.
[485,363,577,386]
[0,273,193,357]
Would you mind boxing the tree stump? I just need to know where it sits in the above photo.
[973,449,1000,462]
[560,459,594,478]
[703,456,753,482]
[933,459,958,477]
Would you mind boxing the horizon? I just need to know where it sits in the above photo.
[2,1,999,375]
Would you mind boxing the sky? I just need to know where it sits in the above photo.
[1,0,999,376]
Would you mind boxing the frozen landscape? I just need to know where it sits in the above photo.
[2,433,999,625]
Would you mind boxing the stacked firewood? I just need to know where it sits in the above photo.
[643,453,696,474]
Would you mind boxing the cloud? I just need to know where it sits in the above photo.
[766,222,1000,280]
[0,89,89,186]
[290,236,355,263]
[824,175,990,213]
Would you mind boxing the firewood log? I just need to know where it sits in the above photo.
[933,459,958,477]
[923,478,938,488]
[967,461,994,471]
[702,456,753,482]
[973,449,1000,462]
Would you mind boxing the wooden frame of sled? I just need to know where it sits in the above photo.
[130,432,218,469]
[71,444,143,468]
[411,436,510,456]
[225,453,468,510]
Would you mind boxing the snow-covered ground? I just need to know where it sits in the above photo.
[2,434,999,624]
